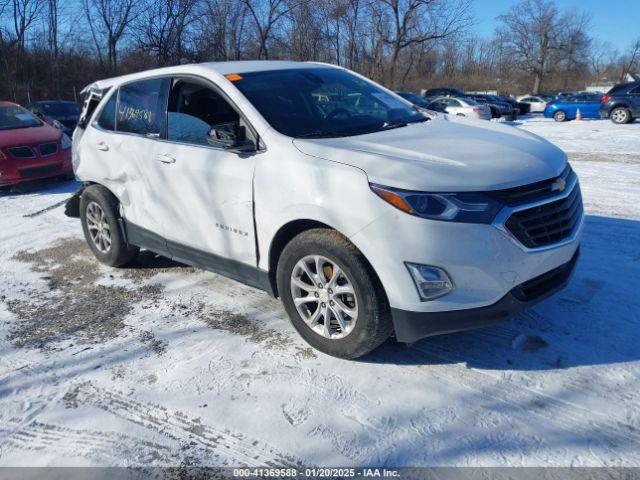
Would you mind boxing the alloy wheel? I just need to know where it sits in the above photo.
[612,109,628,124]
[85,201,112,253]
[290,255,358,339]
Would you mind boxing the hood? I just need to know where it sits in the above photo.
[0,123,62,147]
[293,116,567,192]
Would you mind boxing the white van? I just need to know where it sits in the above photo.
[68,61,583,359]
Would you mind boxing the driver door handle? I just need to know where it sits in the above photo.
[156,154,176,164]
[96,141,109,151]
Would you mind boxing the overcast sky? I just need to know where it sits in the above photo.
[472,0,639,52]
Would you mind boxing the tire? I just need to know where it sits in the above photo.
[610,107,631,124]
[80,184,139,267]
[553,110,567,122]
[276,228,393,359]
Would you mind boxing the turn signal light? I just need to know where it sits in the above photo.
[370,185,413,213]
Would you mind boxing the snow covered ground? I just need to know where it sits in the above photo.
[515,115,640,160]
[1,118,640,467]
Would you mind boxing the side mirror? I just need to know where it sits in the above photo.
[206,123,255,152]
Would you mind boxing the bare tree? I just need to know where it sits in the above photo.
[620,38,640,82]
[135,0,198,66]
[241,0,299,59]
[11,0,43,52]
[83,0,136,74]
[195,0,248,61]
[589,39,615,83]
[372,0,472,86]
[498,0,564,94]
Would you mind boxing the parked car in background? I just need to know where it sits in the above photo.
[544,93,603,122]
[422,87,465,101]
[599,81,640,124]
[28,100,79,135]
[395,91,431,109]
[69,61,581,359]
[499,95,528,115]
[517,95,548,113]
[467,94,516,119]
[426,97,491,119]
[0,102,73,189]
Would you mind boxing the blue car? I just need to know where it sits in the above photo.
[544,93,603,122]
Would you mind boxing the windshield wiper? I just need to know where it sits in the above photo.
[295,129,362,139]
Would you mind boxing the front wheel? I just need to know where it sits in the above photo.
[80,185,139,267]
[553,110,567,122]
[277,229,392,359]
[610,107,631,124]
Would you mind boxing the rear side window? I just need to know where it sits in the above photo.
[79,88,109,129]
[117,78,169,136]
[97,94,116,131]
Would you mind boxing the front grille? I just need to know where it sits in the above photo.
[19,164,62,178]
[8,146,36,159]
[513,249,579,302]
[39,142,58,156]
[504,182,583,249]
[489,165,574,206]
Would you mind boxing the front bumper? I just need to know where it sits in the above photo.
[392,249,579,342]
[0,149,72,186]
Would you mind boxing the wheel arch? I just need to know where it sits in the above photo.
[266,219,387,303]
[609,104,632,116]
[80,182,129,243]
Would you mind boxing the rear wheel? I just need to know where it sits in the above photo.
[610,107,631,124]
[277,229,392,359]
[80,185,139,267]
[553,110,567,122]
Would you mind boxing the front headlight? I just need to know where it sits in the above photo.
[60,133,72,150]
[370,184,502,223]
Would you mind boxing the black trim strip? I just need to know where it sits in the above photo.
[391,249,580,343]
[123,220,274,295]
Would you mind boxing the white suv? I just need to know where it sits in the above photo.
[68,61,583,359]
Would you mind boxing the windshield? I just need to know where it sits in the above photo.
[0,105,42,130]
[232,68,427,138]
[38,102,79,117]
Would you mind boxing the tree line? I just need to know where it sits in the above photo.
[0,0,638,105]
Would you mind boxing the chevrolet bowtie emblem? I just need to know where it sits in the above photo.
[551,178,566,192]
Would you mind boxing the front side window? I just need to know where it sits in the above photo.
[232,68,426,138]
[117,77,169,136]
[167,80,242,147]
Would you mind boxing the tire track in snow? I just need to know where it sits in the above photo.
[65,382,305,467]
[0,420,178,464]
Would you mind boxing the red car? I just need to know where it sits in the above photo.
[0,101,73,189]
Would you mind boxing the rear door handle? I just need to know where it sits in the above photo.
[156,154,176,164]
[96,141,109,151]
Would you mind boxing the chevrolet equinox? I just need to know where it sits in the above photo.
[68,61,583,359]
